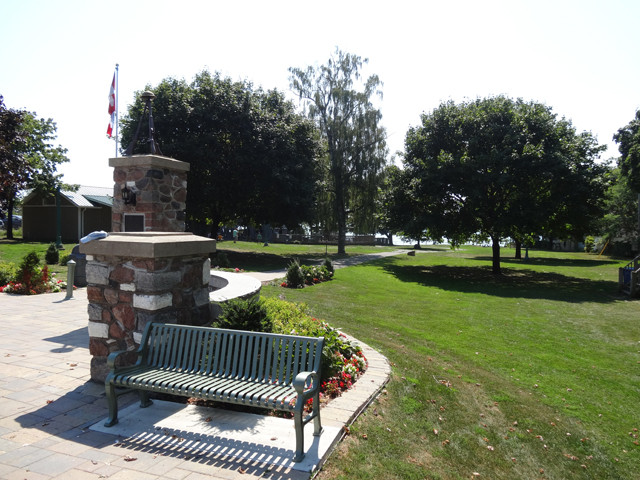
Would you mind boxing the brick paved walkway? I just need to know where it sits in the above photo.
[0,288,389,479]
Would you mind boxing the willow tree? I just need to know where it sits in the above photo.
[289,49,387,253]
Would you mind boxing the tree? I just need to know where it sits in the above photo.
[400,96,606,274]
[614,109,640,237]
[289,49,388,254]
[0,97,71,239]
[614,109,640,191]
[597,165,637,243]
[120,71,322,234]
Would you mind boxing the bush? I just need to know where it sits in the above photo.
[263,297,367,385]
[285,258,305,288]
[323,257,334,275]
[214,297,272,332]
[214,252,230,268]
[0,263,17,286]
[584,236,595,253]
[59,253,72,266]
[45,243,59,264]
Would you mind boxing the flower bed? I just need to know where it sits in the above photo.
[0,251,72,295]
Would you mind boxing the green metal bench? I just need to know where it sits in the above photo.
[104,322,325,462]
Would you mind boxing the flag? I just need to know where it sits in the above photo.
[107,72,116,138]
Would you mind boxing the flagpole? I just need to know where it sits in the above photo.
[115,63,119,157]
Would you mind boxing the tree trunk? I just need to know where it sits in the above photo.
[491,235,501,275]
[514,240,522,259]
[6,193,15,240]
[387,232,393,246]
[334,166,347,255]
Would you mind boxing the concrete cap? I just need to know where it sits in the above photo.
[79,232,215,258]
[109,154,190,172]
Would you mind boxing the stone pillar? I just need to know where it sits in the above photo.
[80,232,216,382]
[109,154,189,233]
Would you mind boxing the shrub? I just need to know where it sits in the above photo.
[214,297,272,332]
[323,257,334,275]
[285,258,305,288]
[263,297,367,385]
[59,253,72,266]
[45,243,60,264]
[0,263,17,286]
[584,236,595,253]
[214,252,230,268]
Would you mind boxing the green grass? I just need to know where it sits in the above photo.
[260,246,640,479]
[0,236,76,277]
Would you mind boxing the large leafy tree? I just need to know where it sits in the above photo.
[0,96,71,239]
[289,49,388,254]
[120,71,322,234]
[400,96,606,274]
[613,109,640,238]
[614,109,640,192]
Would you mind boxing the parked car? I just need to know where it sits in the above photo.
[0,219,4,229]
[10,215,21,228]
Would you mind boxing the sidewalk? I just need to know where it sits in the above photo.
[242,249,407,283]
[0,282,390,479]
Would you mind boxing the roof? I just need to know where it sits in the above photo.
[22,186,113,208]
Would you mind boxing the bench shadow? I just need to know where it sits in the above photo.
[15,383,311,478]
[381,261,621,304]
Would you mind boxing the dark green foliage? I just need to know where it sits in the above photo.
[214,298,272,332]
[399,96,607,273]
[285,258,305,288]
[214,252,230,268]
[322,257,334,275]
[44,243,59,264]
[614,109,640,192]
[119,71,322,233]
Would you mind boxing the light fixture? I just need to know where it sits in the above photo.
[121,184,136,206]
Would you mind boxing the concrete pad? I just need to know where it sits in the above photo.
[90,400,341,473]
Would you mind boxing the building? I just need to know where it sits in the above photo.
[22,186,113,242]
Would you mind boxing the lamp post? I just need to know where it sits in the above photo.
[124,90,162,156]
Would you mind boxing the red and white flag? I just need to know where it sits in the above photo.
[107,73,116,138]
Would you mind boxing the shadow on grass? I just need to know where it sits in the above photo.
[381,261,621,304]
[475,255,621,268]
[214,249,346,272]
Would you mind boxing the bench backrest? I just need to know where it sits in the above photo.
[140,323,324,386]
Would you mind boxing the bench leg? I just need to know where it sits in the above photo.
[293,410,305,462]
[139,390,153,408]
[312,391,323,437]
[104,381,119,427]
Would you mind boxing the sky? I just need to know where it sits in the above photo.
[2,0,639,189]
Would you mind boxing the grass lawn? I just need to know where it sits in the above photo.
[0,234,76,278]
[261,246,640,479]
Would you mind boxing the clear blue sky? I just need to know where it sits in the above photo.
[2,0,639,188]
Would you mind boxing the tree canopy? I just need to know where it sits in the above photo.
[398,96,606,274]
[289,49,388,253]
[614,109,640,192]
[119,71,322,234]
[0,96,71,239]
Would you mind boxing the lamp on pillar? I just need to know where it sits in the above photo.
[121,184,137,205]
[124,90,162,156]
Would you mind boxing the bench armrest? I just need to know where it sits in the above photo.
[106,348,143,372]
[293,371,319,395]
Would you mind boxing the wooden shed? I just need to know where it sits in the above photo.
[22,186,113,242]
